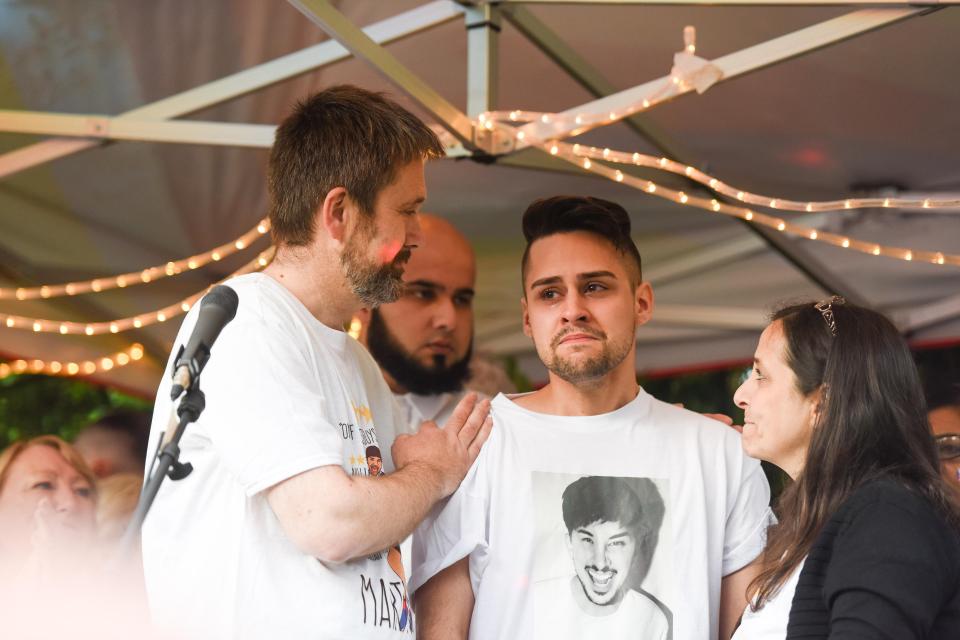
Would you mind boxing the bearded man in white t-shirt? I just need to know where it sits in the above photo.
[142,86,491,640]
[411,195,773,640]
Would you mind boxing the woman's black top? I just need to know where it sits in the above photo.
[787,478,960,639]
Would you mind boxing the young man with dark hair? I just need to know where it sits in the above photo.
[142,86,491,639]
[411,196,771,640]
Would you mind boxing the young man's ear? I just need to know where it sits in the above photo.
[635,281,655,326]
[521,295,532,338]
[319,187,350,244]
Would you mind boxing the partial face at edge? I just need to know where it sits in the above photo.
[0,445,96,552]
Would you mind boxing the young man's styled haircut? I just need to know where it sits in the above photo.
[561,475,645,535]
[268,85,444,247]
[520,195,643,290]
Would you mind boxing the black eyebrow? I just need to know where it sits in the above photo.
[529,271,617,290]
[578,271,617,280]
[529,276,562,289]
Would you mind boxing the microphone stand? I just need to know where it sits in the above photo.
[116,383,205,559]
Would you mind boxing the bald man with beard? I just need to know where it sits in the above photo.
[358,214,478,429]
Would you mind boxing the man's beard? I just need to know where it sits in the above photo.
[367,308,473,395]
[341,219,411,307]
[542,325,633,385]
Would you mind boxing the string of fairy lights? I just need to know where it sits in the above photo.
[541,139,960,266]
[0,218,271,301]
[4,32,959,379]
[0,343,145,380]
[0,246,274,336]
[476,109,960,266]
[0,245,274,380]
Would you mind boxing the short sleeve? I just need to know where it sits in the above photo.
[823,490,958,639]
[408,427,496,595]
[190,312,344,496]
[722,452,775,576]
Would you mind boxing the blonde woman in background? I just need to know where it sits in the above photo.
[0,434,98,575]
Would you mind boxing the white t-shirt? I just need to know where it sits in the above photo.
[411,390,773,640]
[732,558,806,640]
[392,389,468,582]
[534,576,669,640]
[142,273,413,640]
[395,391,465,430]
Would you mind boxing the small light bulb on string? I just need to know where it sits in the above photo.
[684,26,696,55]
[348,316,362,340]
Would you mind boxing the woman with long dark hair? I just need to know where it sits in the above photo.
[731,298,960,639]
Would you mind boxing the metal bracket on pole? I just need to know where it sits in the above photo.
[501,5,693,161]
[515,8,929,146]
[288,0,483,152]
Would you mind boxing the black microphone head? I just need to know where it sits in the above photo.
[200,285,239,322]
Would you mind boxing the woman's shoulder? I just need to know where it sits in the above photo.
[839,477,940,517]
[830,477,959,550]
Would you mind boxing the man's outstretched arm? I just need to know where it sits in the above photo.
[415,557,473,640]
[267,394,491,563]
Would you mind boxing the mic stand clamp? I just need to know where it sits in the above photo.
[118,385,206,556]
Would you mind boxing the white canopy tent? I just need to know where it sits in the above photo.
[0,0,958,395]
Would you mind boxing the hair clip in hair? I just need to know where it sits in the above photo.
[814,295,845,336]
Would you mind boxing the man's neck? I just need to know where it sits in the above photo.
[263,248,357,330]
[514,362,639,417]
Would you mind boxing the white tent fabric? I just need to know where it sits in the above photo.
[1,1,958,395]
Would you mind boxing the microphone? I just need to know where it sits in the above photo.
[169,285,239,400]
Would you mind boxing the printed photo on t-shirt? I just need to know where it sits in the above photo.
[531,472,673,640]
